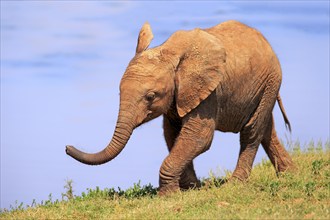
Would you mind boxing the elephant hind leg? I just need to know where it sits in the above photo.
[231,127,262,180]
[261,115,295,174]
[232,77,280,180]
[232,102,271,180]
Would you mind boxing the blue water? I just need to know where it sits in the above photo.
[1,1,329,210]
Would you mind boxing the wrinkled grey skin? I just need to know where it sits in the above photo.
[66,20,295,195]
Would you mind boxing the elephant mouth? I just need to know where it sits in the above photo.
[135,121,144,128]
[141,111,160,125]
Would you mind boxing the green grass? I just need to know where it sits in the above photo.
[1,141,329,219]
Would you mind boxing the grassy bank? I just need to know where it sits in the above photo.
[1,141,329,219]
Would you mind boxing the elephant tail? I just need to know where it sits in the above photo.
[277,94,291,132]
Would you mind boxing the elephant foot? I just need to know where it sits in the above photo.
[231,168,250,182]
[228,175,246,183]
[179,162,201,190]
[179,176,201,190]
[180,180,201,190]
[276,162,297,176]
[158,183,180,196]
[278,156,296,172]
[158,176,200,196]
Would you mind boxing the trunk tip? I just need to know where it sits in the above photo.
[65,145,90,165]
[66,145,75,156]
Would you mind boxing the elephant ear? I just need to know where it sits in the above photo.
[175,29,226,117]
[136,22,154,54]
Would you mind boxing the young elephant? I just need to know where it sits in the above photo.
[66,20,295,195]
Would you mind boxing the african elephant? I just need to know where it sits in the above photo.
[66,20,295,195]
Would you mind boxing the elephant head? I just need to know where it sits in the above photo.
[66,22,226,165]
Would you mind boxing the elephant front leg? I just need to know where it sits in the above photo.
[179,162,200,190]
[163,116,200,190]
[159,115,215,195]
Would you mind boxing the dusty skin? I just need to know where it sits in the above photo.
[66,20,295,195]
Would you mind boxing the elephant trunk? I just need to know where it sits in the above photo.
[66,103,135,165]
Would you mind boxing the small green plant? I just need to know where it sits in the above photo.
[109,181,157,199]
[45,194,53,206]
[81,186,110,199]
[9,200,24,211]
[41,194,59,207]
[123,181,156,199]
[201,170,228,188]
[325,139,330,151]
[316,140,323,152]
[307,140,315,152]
[29,199,37,208]
[62,179,74,200]
[311,160,324,175]
[269,181,280,196]
[284,137,301,153]
[305,181,316,197]
[78,181,158,200]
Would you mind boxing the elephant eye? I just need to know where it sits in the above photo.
[146,92,156,102]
